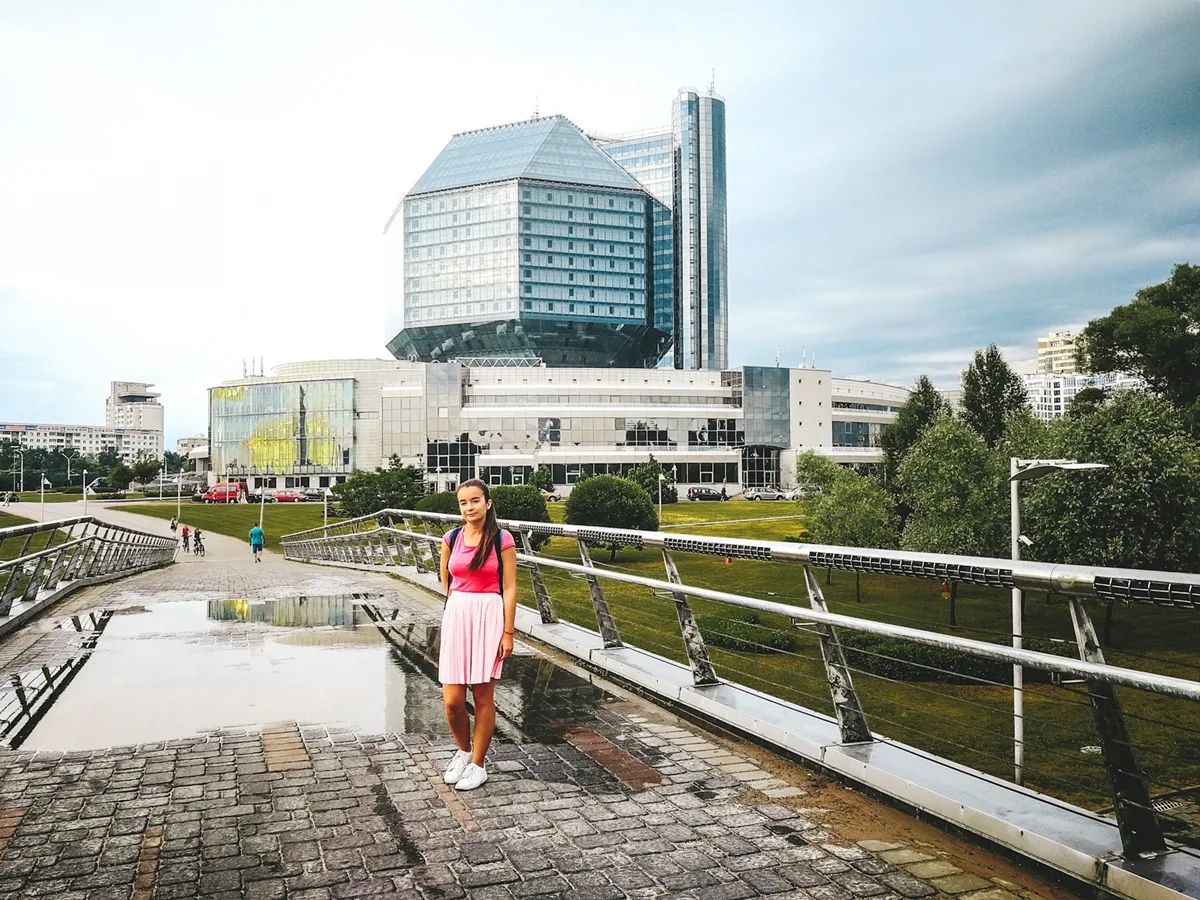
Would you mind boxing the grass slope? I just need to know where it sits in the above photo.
[111,502,335,551]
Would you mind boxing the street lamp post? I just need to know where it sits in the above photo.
[658,471,665,522]
[14,449,23,495]
[59,449,79,482]
[40,473,50,521]
[1009,457,1108,786]
[82,468,88,517]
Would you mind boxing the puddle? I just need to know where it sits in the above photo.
[22,595,617,751]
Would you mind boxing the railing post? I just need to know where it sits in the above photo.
[661,549,718,686]
[519,531,557,625]
[421,520,442,573]
[803,566,872,744]
[0,531,36,604]
[577,539,622,649]
[403,518,429,575]
[1068,598,1167,858]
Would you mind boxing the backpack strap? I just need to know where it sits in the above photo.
[494,530,505,594]
[445,527,462,593]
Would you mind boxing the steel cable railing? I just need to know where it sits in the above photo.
[284,510,1200,861]
[0,516,176,615]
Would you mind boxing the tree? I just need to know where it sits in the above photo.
[530,465,555,493]
[806,474,899,601]
[1067,387,1109,419]
[491,485,552,550]
[107,464,134,492]
[1078,263,1200,415]
[998,408,1051,461]
[1023,392,1200,644]
[881,376,948,489]
[625,456,677,504]
[794,450,847,494]
[97,448,122,470]
[959,344,1028,449]
[898,416,1007,625]
[129,458,161,486]
[414,491,460,515]
[332,465,426,519]
[163,450,186,473]
[564,475,658,560]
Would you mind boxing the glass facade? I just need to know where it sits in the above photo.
[672,90,728,370]
[210,380,354,475]
[832,420,883,448]
[386,116,671,369]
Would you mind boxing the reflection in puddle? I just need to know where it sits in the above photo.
[23,595,618,752]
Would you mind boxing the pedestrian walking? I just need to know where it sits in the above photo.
[181,524,190,552]
[249,524,264,562]
[169,516,178,534]
[437,479,517,792]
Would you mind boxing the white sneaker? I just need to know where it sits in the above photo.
[443,749,472,785]
[454,762,488,791]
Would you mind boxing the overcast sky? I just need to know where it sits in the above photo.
[2,0,1198,446]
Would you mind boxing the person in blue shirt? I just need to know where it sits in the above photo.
[249,525,264,562]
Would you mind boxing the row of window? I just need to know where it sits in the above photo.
[479,461,740,486]
[522,299,637,316]
[521,188,637,210]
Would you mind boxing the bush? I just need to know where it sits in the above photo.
[695,612,801,654]
[59,485,85,495]
[90,492,127,501]
[332,464,425,519]
[490,485,551,550]
[414,491,460,515]
[564,475,657,560]
[626,456,678,504]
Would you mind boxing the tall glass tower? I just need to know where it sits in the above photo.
[601,89,728,370]
[673,89,728,371]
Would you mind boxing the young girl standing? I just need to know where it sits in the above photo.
[438,479,517,791]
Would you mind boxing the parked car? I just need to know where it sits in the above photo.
[247,491,278,503]
[743,486,788,501]
[687,486,727,502]
[303,488,330,502]
[272,490,308,503]
[539,489,561,502]
[201,482,248,503]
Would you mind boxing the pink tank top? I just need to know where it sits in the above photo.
[444,528,515,594]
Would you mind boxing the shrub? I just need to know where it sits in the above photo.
[564,475,657,559]
[694,612,801,654]
[490,485,551,550]
[414,491,459,515]
[626,456,678,504]
[332,464,425,519]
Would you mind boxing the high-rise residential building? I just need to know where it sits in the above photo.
[385,87,729,371]
[107,381,164,434]
[1022,371,1147,421]
[598,89,729,370]
[1036,332,1079,374]
[384,116,671,369]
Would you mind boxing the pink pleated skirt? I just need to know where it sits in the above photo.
[438,590,505,685]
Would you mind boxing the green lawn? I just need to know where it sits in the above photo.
[0,511,68,564]
[111,502,339,551]
[15,492,81,503]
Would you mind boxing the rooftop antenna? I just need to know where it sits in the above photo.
[775,345,780,367]
[801,346,806,368]
[259,356,264,376]
[710,68,716,94]
[532,96,539,120]
[242,359,247,378]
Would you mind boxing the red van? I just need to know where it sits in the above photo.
[201,482,247,503]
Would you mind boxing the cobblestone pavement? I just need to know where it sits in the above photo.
[0,560,1074,899]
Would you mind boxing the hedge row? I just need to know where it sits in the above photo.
[695,610,1070,684]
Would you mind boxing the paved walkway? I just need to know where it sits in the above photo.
[0,527,1074,899]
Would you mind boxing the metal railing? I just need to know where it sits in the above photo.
[0,516,177,615]
[282,509,1200,862]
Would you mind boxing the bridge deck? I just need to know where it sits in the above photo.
[0,542,1077,899]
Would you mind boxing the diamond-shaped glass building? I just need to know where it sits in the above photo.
[385,115,674,368]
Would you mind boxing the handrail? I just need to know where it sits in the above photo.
[283,508,1200,608]
[0,516,176,617]
[282,507,1200,863]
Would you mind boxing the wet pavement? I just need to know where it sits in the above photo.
[0,547,1073,900]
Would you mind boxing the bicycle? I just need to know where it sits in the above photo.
[193,535,205,557]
